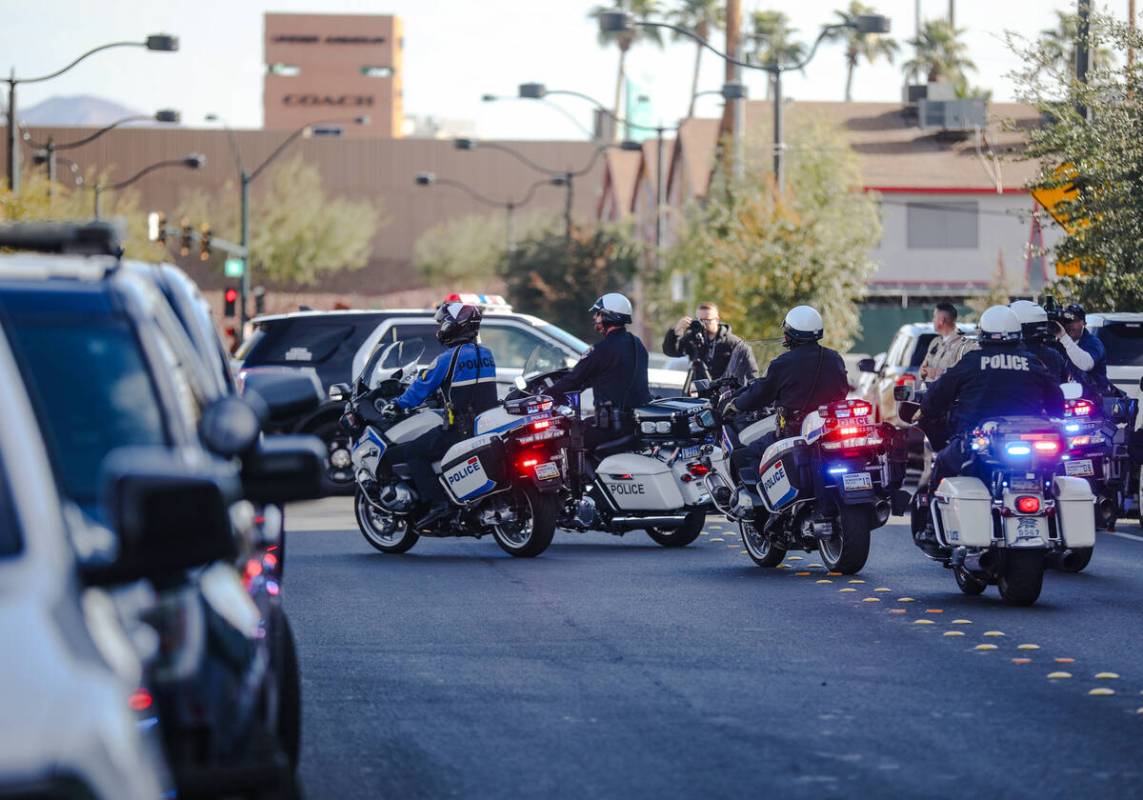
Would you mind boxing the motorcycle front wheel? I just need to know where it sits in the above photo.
[818,505,872,575]
[355,490,419,554]
[740,519,786,567]
[492,484,557,558]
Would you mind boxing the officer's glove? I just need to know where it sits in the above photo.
[718,393,740,418]
[378,400,402,420]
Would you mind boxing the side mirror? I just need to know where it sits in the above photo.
[514,375,527,391]
[1061,381,1083,401]
[90,447,239,585]
[241,434,326,504]
[328,382,351,403]
[242,368,324,424]
[857,357,877,373]
[893,384,913,401]
[692,378,712,394]
[897,400,921,425]
[199,396,264,458]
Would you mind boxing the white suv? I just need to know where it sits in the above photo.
[1085,313,1143,404]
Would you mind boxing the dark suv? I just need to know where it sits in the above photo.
[0,222,323,798]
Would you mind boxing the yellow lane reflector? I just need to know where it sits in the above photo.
[1012,658,1032,665]
[828,571,843,577]
[974,644,998,651]
[848,579,866,584]
[914,619,935,625]
[1017,644,1040,651]
[874,587,891,593]
[1055,658,1075,664]
[897,597,916,603]
[1090,688,1116,696]
[983,631,1005,638]
[1137,708,1143,714]
[925,609,944,614]
[839,588,858,593]
[951,619,972,625]
[795,571,811,576]
[710,537,725,543]
[943,631,965,637]
[1047,672,1073,679]
[1095,672,1120,680]
[889,609,907,615]
[862,597,881,603]
[816,579,832,584]
[777,565,791,570]
[788,556,803,561]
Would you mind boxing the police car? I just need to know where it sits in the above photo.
[1085,313,1143,404]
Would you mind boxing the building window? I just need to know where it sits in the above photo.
[906,200,978,249]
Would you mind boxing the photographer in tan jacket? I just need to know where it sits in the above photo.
[919,302,978,381]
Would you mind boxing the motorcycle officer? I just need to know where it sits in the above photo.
[1052,303,1111,400]
[720,306,849,475]
[916,305,1065,540]
[1010,300,1069,383]
[663,301,758,385]
[382,301,497,526]
[547,293,651,453]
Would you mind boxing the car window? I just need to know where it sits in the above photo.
[4,319,168,504]
[536,323,589,355]
[0,460,21,559]
[242,321,355,365]
[1097,323,1143,367]
[910,333,937,368]
[481,324,552,370]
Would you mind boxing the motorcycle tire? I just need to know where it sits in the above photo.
[1056,547,1094,573]
[954,566,987,596]
[492,484,556,558]
[818,505,872,575]
[740,519,786,568]
[997,550,1045,606]
[355,490,419,554]
[273,611,302,773]
[645,509,705,548]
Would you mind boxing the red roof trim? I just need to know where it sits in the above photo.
[863,185,1027,195]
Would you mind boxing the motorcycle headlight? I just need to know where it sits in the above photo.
[655,421,672,434]
[641,421,656,434]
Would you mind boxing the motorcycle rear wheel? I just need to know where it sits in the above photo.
[355,490,419,553]
[997,550,1045,606]
[740,519,786,567]
[645,509,705,548]
[818,505,872,575]
[492,484,556,558]
[1056,547,1093,573]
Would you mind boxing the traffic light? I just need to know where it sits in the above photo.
[147,212,168,245]
[224,287,238,317]
[179,218,193,256]
[253,286,266,315]
[198,223,212,261]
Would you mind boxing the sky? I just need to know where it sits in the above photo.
[0,1,1129,140]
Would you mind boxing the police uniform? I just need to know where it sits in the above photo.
[921,344,1065,487]
[548,327,651,451]
[396,341,497,503]
[1026,341,1069,384]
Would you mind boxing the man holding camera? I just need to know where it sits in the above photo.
[663,302,758,384]
[1051,303,1111,400]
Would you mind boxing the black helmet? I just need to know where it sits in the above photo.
[1061,303,1086,323]
[434,301,482,346]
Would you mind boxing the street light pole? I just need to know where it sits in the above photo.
[92,153,204,219]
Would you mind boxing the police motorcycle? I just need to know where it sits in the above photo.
[897,383,1096,606]
[331,341,565,557]
[507,346,727,547]
[701,387,894,574]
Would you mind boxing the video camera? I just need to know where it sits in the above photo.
[1042,295,1064,325]
[686,318,705,338]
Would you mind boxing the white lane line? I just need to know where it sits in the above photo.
[1108,530,1143,543]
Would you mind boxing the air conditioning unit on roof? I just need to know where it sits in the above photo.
[917,98,988,131]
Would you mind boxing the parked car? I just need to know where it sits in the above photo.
[0,322,171,800]
[237,294,687,493]
[0,221,324,799]
[1086,313,1143,405]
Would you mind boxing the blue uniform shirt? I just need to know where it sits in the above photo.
[1075,329,1110,397]
[395,342,497,413]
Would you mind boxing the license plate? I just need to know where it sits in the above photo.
[534,461,560,480]
[1016,517,1042,540]
[1065,459,1095,477]
[842,472,873,491]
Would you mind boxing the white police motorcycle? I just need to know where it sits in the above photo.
[331,341,567,557]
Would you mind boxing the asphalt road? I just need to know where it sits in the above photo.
[284,499,1143,799]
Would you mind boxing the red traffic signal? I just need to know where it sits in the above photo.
[224,287,238,318]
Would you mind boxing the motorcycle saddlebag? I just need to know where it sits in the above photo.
[758,442,813,512]
[932,477,993,547]
[440,437,506,503]
[1053,476,1096,549]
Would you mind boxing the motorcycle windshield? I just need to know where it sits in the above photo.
[522,343,570,381]
[364,340,426,389]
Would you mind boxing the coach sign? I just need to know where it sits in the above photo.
[264,12,403,138]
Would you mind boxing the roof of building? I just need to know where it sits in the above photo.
[631,137,673,210]
[597,147,642,220]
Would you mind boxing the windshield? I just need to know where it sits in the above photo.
[5,319,168,505]
[537,323,589,355]
[1097,323,1143,367]
[365,339,426,388]
[522,343,571,380]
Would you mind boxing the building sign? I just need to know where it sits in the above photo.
[272,35,385,45]
[283,95,375,107]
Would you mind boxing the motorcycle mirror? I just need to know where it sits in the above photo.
[857,357,877,373]
[893,385,913,401]
[1061,382,1083,401]
[897,400,921,425]
[514,375,527,390]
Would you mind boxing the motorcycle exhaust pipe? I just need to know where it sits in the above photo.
[610,516,688,531]
[1096,496,1116,524]
[874,499,891,526]
[962,549,995,575]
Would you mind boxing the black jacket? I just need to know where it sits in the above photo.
[663,322,759,383]
[733,343,849,416]
[921,344,1065,434]
[1026,341,1069,384]
[549,327,652,411]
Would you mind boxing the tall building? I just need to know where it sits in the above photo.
[263,13,404,138]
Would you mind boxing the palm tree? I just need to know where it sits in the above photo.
[1037,10,1115,76]
[668,0,724,118]
[748,10,806,99]
[825,1,899,101]
[903,19,975,84]
[589,0,664,138]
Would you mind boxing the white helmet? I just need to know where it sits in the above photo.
[589,292,633,325]
[783,305,824,346]
[1009,300,1048,326]
[979,305,1022,344]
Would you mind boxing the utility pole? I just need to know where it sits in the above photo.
[1077,0,1091,120]
[948,0,955,27]
[1129,0,1137,78]
[720,0,743,179]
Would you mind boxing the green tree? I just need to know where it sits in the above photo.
[825,1,899,102]
[903,19,975,84]
[668,0,724,117]
[656,122,881,363]
[499,222,643,342]
[749,10,806,98]
[413,211,557,288]
[1037,10,1115,78]
[588,0,664,137]
[176,157,382,286]
[1013,13,1143,311]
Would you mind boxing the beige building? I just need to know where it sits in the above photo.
[264,13,404,139]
